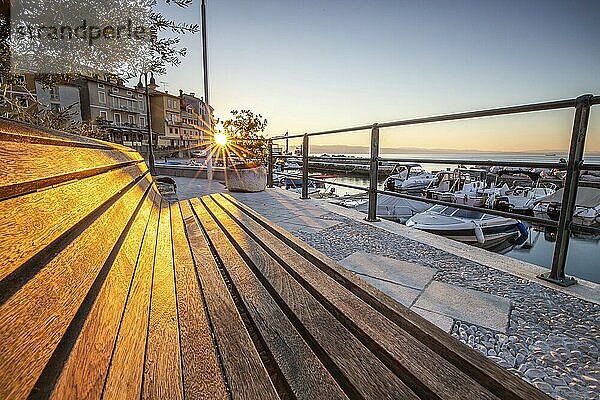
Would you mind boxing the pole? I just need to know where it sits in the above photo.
[540,94,593,286]
[201,0,213,180]
[301,133,309,199]
[285,131,289,154]
[144,73,156,175]
[366,123,380,222]
[267,139,274,188]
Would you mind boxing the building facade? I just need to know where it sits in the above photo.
[77,75,149,148]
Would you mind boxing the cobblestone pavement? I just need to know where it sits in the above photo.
[294,213,600,400]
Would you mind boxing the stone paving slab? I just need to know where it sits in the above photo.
[410,306,454,333]
[413,281,511,332]
[275,218,342,234]
[352,274,421,307]
[339,251,435,290]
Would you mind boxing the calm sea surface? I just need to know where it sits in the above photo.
[313,152,600,284]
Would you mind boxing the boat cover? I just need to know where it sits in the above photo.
[540,187,600,208]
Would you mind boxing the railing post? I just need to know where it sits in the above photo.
[267,139,274,188]
[540,94,593,286]
[366,123,380,222]
[301,133,309,199]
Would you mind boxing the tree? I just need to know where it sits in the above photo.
[221,109,268,164]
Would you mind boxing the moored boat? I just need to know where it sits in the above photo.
[406,205,527,248]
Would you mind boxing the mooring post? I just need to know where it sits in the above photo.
[366,123,380,222]
[267,139,274,188]
[301,133,309,199]
[540,94,593,286]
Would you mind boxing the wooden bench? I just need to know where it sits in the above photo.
[0,119,550,399]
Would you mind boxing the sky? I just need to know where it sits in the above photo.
[156,0,600,153]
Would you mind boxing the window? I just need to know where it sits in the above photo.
[111,87,118,94]
[127,91,132,96]
[98,83,105,89]
[167,99,172,108]
[114,113,121,125]
[169,127,173,134]
[99,111,108,120]
[140,116,146,127]
[98,91,106,104]
[138,93,143,98]
[128,115,134,124]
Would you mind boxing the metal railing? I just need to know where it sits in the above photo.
[267,94,600,287]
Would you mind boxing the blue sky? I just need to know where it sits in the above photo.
[156,0,600,152]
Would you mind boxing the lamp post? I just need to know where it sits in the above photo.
[137,72,157,175]
[201,0,214,179]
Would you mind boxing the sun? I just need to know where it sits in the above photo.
[214,132,228,146]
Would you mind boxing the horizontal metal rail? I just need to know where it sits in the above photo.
[375,189,557,227]
[581,163,600,171]
[271,96,583,140]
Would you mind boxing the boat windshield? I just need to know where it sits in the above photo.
[453,209,484,219]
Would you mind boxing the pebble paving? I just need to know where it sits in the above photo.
[293,212,600,400]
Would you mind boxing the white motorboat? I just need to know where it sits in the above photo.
[384,164,435,192]
[487,170,556,213]
[406,205,527,248]
[400,173,438,191]
[533,187,600,227]
[331,193,431,222]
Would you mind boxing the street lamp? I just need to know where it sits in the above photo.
[137,72,157,175]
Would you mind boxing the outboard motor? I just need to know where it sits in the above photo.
[493,196,511,212]
[547,202,561,221]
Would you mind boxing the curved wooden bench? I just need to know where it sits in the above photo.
[0,119,550,399]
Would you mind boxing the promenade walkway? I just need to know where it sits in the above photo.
[173,176,599,400]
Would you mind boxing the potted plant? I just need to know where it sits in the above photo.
[219,110,269,192]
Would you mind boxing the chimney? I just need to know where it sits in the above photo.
[179,89,183,96]
[165,90,168,94]
[190,92,195,97]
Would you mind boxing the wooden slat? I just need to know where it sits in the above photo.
[217,193,552,400]
[211,195,500,399]
[0,163,149,282]
[0,176,150,400]
[102,196,162,400]
[0,118,135,151]
[200,196,417,400]
[170,202,228,400]
[181,199,279,400]
[0,139,142,197]
[142,203,184,400]
[49,190,155,399]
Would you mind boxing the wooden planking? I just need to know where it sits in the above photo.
[182,199,279,400]
[102,196,162,400]
[217,193,552,400]
[194,198,354,400]
[213,194,498,400]
[170,202,229,400]
[201,196,420,400]
[142,203,184,400]
[0,118,134,150]
[0,176,150,400]
[0,139,142,196]
[49,190,155,399]
[0,163,149,282]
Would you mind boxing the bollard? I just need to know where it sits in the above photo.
[267,139,274,188]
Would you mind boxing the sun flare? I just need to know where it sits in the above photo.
[214,132,228,146]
